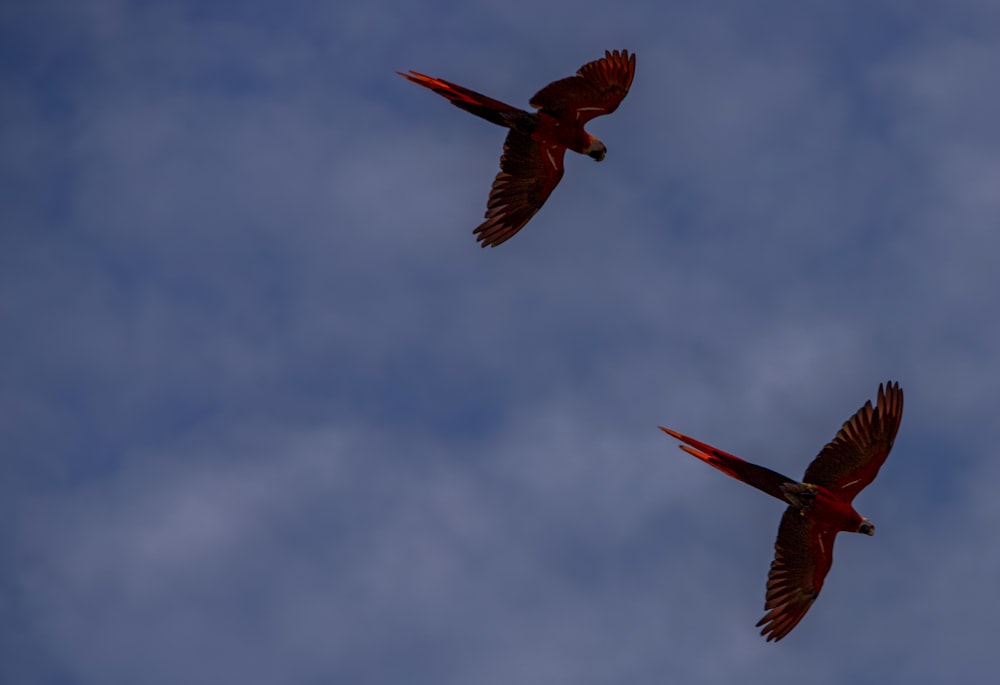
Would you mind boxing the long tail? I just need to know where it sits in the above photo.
[658,427,795,502]
[398,70,529,128]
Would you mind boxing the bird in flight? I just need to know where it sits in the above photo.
[659,381,904,641]
[398,50,636,247]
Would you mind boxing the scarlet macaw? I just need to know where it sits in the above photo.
[659,381,904,641]
[399,50,636,247]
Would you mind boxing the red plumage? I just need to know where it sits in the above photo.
[399,50,635,247]
[659,381,904,641]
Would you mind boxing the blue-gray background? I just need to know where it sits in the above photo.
[3,1,998,683]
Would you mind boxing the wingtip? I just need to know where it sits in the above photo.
[877,379,903,408]
[473,228,509,248]
[606,48,634,60]
[756,615,793,643]
[605,49,636,77]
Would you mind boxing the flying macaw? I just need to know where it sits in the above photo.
[398,50,636,247]
[659,381,904,641]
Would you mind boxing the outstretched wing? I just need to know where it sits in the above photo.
[529,50,636,125]
[757,508,837,642]
[473,130,565,247]
[802,381,904,503]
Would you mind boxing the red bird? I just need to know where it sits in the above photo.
[659,381,904,641]
[398,50,636,247]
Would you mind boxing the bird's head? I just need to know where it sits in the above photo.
[857,519,875,536]
[585,136,606,161]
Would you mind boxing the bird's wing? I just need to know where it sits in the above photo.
[473,130,565,247]
[529,50,636,124]
[802,381,904,503]
[757,508,837,642]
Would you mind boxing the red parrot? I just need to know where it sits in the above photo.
[398,50,636,247]
[659,381,904,642]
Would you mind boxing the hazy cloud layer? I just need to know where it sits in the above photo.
[3,1,999,683]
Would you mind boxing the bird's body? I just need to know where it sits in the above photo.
[399,50,635,247]
[660,381,903,641]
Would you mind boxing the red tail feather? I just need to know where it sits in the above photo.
[398,71,524,127]
[659,427,794,502]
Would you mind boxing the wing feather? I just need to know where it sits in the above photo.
[802,381,904,502]
[473,131,565,247]
[757,508,837,642]
[529,50,636,124]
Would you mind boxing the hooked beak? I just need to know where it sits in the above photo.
[858,520,875,536]
[585,138,606,161]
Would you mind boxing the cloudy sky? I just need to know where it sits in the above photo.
[3,0,1000,682]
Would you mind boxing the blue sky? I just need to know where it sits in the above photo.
[3,0,1000,682]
